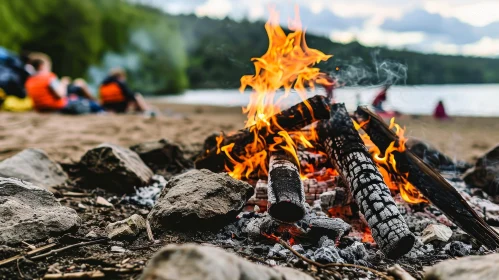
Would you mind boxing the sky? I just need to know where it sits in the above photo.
[136,0,499,57]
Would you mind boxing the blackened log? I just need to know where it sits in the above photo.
[195,95,331,173]
[267,150,306,223]
[317,103,415,259]
[355,106,499,249]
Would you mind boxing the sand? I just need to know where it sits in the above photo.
[0,102,498,164]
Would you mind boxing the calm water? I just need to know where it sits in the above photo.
[151,84,499,117]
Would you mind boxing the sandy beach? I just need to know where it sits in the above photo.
[0,102,498,164]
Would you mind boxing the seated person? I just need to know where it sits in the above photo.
[433,100,449,120]
[99,68,149,113]
[25,53,103,114]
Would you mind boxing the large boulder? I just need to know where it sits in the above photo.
[79,143,153,193]
[0,149,67,192]
[140,243,314,280]
[0,178,80,244]
[148,169,254,230]
[424,253,499,280]
[464,145,499,198]
[130,139,193,176]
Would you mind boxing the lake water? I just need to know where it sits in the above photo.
[151,84,499,117]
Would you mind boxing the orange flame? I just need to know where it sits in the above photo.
[356,118,427,204]
[218,6,332,180]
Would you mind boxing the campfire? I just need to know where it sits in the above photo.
[196,5,499,261]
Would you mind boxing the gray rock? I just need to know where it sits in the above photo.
[130,139,193,174]
[339,242,367,263]
[425,253,499,280]
[406,138,455,170]
[0,149,67,192]
[80,143,153,193]
[464,145,499,196]
[421,224,453,243]
[106,214,146,240]
[140,243,314,280]
[148,169,254,230]
[444,241,471,257]
[313,246,345,264]
[0,178,80,244]
[111,246,126,253]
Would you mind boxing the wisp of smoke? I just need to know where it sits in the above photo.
[331,50,408,87]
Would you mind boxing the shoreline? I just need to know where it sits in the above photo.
[0,102,497,164]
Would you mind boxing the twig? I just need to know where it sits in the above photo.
[30,239,108,261]
[17,258,25,279]
[146,220,155,242]
[61,192,92,197]
[0,243,57,267]
[43,271,105,279]
[278,239,393,280]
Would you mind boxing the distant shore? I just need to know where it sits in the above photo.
[0,102,497,164]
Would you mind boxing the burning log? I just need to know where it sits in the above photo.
[267,149,306,223]
[195,95,330,173]
[355,106,499,249]
[317,103,415,259]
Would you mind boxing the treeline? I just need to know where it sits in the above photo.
[0,0,188,94]
[2,1,499,94]
[176,14,499,88]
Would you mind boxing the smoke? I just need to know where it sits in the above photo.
[330,50,408,87]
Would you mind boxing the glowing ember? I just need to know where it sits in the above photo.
[218,6,333,180]
[356,118,428,204]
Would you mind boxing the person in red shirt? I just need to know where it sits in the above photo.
[372,84,390,113]
[25,53,103,114]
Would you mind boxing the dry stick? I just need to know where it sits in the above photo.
[195,95,331,173]
[355,106,499,250]
[317,104,415,259]
[43,271,105,279]
[146,220,155,242]
[278,239,393,280]
[0,243,57,267]
[267,149,306,223]
[30,239,108,261]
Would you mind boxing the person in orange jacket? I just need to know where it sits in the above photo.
[99,68,149,113]
[25,53,103,114]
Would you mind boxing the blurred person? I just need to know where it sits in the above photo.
[433,100,449,120]
[25,53,103,114]
[372,84,390,113]
[99,67,149,113]
[0,47,33,111]
[317,73,336,102]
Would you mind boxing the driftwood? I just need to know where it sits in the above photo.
[267,150,306,223]
[355,106,499,249]
[195,95,330,173]
[317,103,415,259]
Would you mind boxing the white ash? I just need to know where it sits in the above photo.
[124,174,167,207]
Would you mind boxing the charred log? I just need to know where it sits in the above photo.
[195,95,330,173]
[317,103,415,259]
[355,106,499,250]
[267,150,306,223]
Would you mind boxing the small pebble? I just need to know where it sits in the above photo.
[96,196,113,208]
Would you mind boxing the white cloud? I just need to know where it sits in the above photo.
[330,27,426,48]
[423,0,499,27]
[195,0,233,19]
[462,37,499,56]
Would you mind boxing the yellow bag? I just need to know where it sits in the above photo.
[1,95,33,112]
